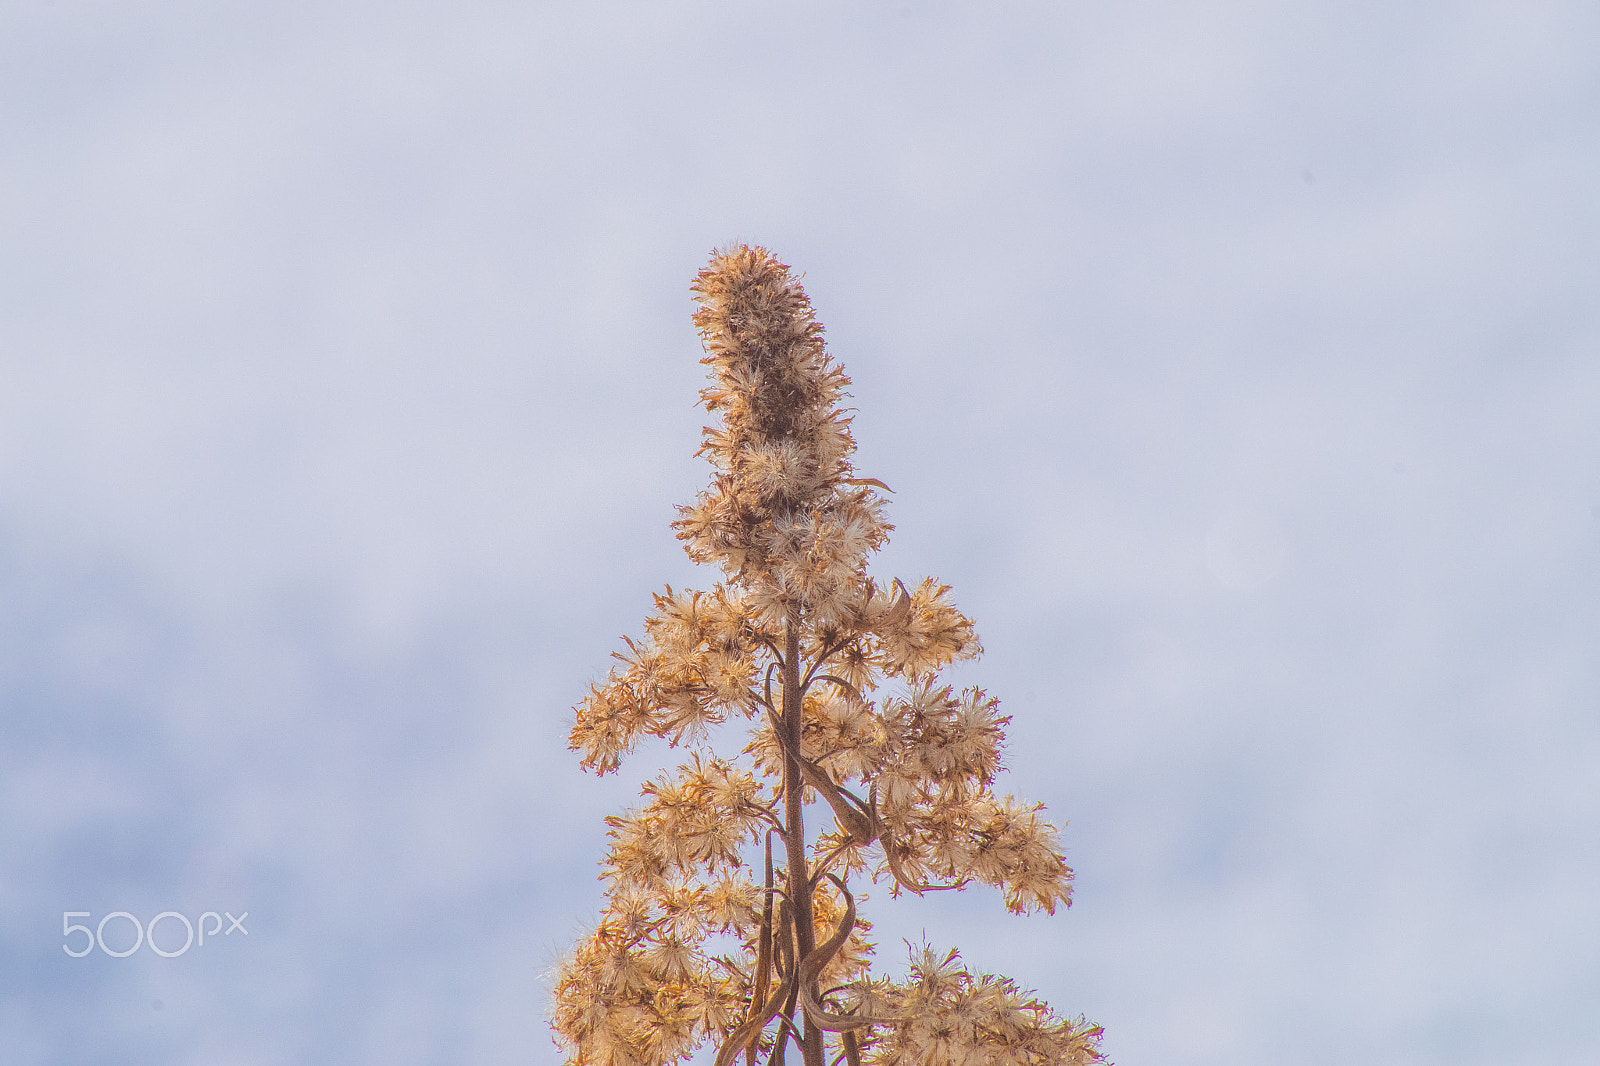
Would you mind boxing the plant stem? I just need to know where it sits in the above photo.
[782,604,824,1066]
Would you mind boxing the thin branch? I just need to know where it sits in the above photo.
[717,895,796,1066]
[763,706,876,846]
[807,840,855,889]
[755,811,788,838]
[871,781,971,895]
[798,673,863,702]
[842,1031,862,1066]
[765,911,803,1066]
[714,969,798,1066]
[766,1008,801,1066]
[797,874,900,1032]
[745,832,776,1066]
[753,634,785,668]
[800,637,854,691]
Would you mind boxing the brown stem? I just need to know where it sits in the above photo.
[782,603,824,1066]
[798,874,897,1032]
[716,897,796,1066]
[715,966,796,1066]
[745,832,776,1066]
[766,909,802,1066]
[765,1002,800,1066]
[762,703,875,847]
[841,1031,862,1066]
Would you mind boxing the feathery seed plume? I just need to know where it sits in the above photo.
[554,246,1106,1066]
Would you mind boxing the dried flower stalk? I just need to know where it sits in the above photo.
[552,246,1106,1066]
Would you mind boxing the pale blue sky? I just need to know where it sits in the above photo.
[3,3,1598,1064]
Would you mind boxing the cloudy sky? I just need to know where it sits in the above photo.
[3,3,1597,1064]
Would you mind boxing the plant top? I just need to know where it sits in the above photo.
[553,246,1106,1066]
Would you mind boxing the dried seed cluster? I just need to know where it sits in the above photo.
[553,247,1105,1066]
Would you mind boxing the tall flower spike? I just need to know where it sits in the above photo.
[554,246,1107,1066]
[675,246,891,622]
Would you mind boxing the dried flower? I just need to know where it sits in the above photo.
[553,246,1106,1066]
